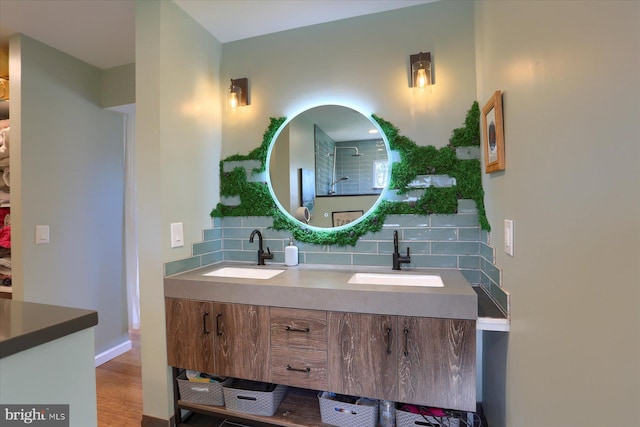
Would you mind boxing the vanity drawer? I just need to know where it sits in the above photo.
[270,307,327,350]
[271,347,328,390]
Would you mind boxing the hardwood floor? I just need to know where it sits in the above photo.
[95,329,234,427]
[96,329,143,426]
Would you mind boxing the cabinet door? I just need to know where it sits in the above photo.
[213,302,270,382]
[398,316,476,412]
[328,312,397,401]
[165,298,215,373]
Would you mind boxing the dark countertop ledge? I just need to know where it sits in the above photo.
[0,299,98,359]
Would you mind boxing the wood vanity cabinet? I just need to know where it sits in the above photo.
[166,297,476,419]
[398,316,476,412]
[165,299,271,383]
[327,312,398,401]
[165,298,215,373]
[270,307,328,390]
[327,311,476,412]
[213,302,270,382]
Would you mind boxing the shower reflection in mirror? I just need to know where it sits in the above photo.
[315,126,386,197]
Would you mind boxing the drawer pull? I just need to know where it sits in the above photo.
[216,314,223,336]
[202,312,210,335]
[286,364,311,373]
[285,325,310,333]
[403,327,409,356]
[386,327,393,354]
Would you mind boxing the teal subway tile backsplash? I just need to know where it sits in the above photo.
[221,217,242,227]
[165,256,201,276]
[241,216,273,228]
[432,242,479,255]
[482,258,501,286]
[480,243,495,262]
[379,240,429,255]
[489,283,509,315]
[460,269,481,284]
[306,252,352,266]
[204,228,222,241]
[224,227,256,239]
[459,255,480,269]
[201,251,223,266]
[458,228,481,241]
[431,214,479,227]
[411,255,458,268]
[225,250,259,262]
[223,239,243,250]
[296,241,328,253]
[353,253,390,267]
[457,199,478,213]
[330,241,377,253]
[384,214,431,227]
[193,240,219,256]
[404,228,457,241]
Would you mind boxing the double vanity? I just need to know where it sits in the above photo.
[164,262,479,426]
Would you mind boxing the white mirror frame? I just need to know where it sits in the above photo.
[266,103,392,232]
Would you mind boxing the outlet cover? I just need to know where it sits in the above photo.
[170,223,184,248]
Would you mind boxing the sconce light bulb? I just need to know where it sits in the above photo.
[416,68,428,88]
[229,91,238,110]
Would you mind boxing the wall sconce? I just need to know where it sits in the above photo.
[228,78,248,110]
[410,52,432,90]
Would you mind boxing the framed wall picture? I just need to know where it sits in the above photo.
[482,90,505,173]
[332,210,364,227]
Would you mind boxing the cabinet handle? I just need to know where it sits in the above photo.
[216,314,223,336]
[202,312,210,335]
[286,364,311,373]
[285,325,310,333]
[386,327,392,355]
[403,327,409,356]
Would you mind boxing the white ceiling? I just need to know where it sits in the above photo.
[0,0,433,70]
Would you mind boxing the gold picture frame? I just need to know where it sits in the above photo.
[482,90,505,173]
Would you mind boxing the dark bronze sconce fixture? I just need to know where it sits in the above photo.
[228,78,249,110]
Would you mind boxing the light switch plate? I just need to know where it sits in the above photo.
[170,223,184,248]
[35,225,50,244]
[504,219,514,256]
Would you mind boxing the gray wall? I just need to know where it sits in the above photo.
[220,1,477,158]
[475,1,640,426]
[10,34,128,356]
[136,0,223,418]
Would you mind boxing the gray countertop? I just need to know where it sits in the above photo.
[0,299,98,359]
[165,262,478,320]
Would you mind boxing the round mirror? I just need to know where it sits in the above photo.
[267,105,390,229]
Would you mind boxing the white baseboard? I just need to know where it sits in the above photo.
[95,339,132,367]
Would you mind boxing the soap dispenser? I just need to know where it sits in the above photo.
[285,237,299,266]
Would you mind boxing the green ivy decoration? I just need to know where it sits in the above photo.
[449,101,481,147]
[211,103,489,246]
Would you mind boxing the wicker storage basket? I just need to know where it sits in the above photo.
[222,379,287,416]
[318,391,378,427]
[396,405,461,427]
[176,373,229,406]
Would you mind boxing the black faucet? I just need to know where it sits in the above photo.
[392,230,411,270]
[249,229,273,265]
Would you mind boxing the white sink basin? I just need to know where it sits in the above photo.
[348,272,444,287]
[203,267,285,280]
